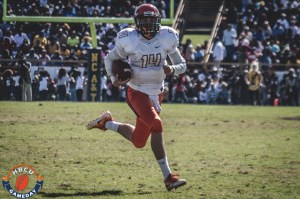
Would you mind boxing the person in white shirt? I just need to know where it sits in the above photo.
[75,72,84,101]
[222,24,237,61]
[38,71,49,101]
[14,27,29,49]
[212,37,226,70]
[86,4,187,191]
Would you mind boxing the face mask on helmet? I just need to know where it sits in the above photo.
[134,4,161,39]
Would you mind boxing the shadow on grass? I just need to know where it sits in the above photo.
[39,190,123,198]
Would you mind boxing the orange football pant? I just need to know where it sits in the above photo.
[126,86,163,148]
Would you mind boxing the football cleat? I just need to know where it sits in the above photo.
[86,111,113,131]
[164,174,187,191]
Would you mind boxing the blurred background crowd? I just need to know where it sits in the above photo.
[0,0,299,106]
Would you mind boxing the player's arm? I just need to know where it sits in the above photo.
[165,48,186,76]
[104,47,129,87]
[162,27,186,76]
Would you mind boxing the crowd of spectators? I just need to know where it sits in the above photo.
[170,0,300,106]
[0,0,299,106]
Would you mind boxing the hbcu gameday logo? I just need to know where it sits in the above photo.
[2,164,44,198]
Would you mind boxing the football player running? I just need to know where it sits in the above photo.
[87,4,187,191]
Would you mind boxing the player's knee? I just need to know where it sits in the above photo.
[132,140,147,148]
[150,117,163,133]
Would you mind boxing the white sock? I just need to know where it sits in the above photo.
[105,121,121,132]
[157,157,172,180]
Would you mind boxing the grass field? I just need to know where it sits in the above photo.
[0,102,299,199]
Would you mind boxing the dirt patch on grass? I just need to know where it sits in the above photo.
[281,116,300,121]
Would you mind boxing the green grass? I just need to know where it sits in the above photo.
[0,102,299,199]
[182,34,211,47]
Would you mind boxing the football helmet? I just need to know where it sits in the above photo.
[134,4,161,39]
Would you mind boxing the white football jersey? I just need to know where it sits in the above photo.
[106,26,185,95]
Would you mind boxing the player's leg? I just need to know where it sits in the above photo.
[128,89,186,190]
[151,132,186,191]
[126,87,153,148]
[86,110,135,141]
[86,87,150,144]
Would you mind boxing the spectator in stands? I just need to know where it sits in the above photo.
[206,75,220,104]
[76,71,84,102]
[198,83,207,104]
[63,4,77,17]
[25,48,40,66]
[2,69,14,100]
[12,70,22,101]
[101,24,117,44]
[56,67,69,101]
[65,49,79,67]
[285,68,299,106]
[222,23,237,61]
[67,30,80,49]
[41,23,52,39]
[212,36,226,70]
[58,44,70,59]
[0,49,13,67]
[46,37,60,55]
[262,21,272,39]
[55,28,68,45]
[18,55,32,101]
[14,26,29,50]
[33,31,48,49]
[27,3,40,16]
[260,41,273,68]
[80,36,93,50]
[38,70,49,101]
[217,81,230,104]
[156,0,167,18]
[39,0,48,8]
[39,49,51,66]
[263,67,279,106]
[237,34,251,64]
[276,13,289,30]
[192,45,205,62]
[81,31,92,43]
[1,37,15,56]
[182,38,194,62]
[50,51,64,66]
[3,29,16,47]
[229,66,242,104]
[240,26,253,42]
[69,76,76,101]
[272,22,285,39]
[18,38,31,55]
[173,74,188,103]
[245,62,263,105]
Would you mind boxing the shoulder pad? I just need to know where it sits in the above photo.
[159,26,179,41]
[116,28,137,46]
[159,26,180,52]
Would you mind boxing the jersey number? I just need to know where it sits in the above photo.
[141,53,161,68]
